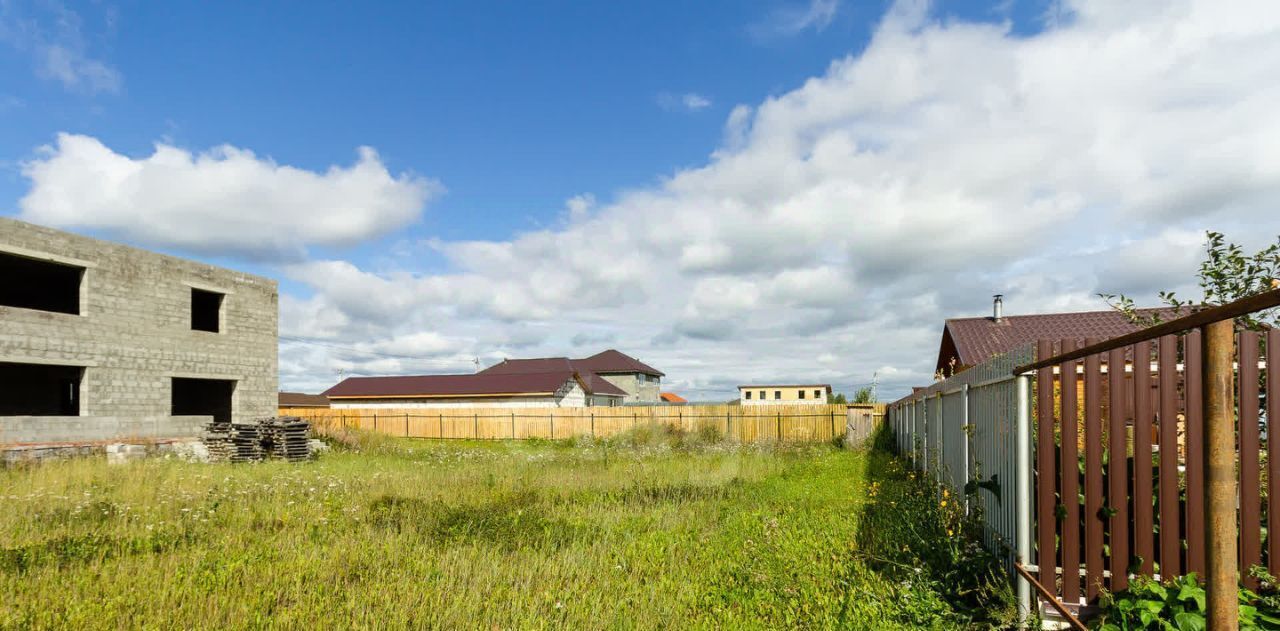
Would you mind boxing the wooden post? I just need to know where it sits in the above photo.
[1202,320,1238,629]
[373,412,378,433]
[438,413,443,439]
[474,413,479,439]
[776,412,781,442]
[404,413,408,437]
[511,412,516,440]
[551,415,555,440]
[591,412,595,438]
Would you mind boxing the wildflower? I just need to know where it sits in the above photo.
[940,500,947,508]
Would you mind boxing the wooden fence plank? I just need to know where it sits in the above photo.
[1037,339,1057,590]
[1084,340,1105,600]
[1107,347,1130,592]
[1239,330,1262,587]
[1133,340,1154,577]
[1185,330,1205,576]
[1060,339,1082,605]
[1158,334,1182,578]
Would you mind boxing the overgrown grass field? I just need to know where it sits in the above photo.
[1,429,1005,629]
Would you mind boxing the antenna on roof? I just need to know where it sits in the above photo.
[473,357,481,373]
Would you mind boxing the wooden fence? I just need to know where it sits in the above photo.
[280,403,861,443]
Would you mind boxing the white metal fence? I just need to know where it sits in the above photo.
[886,344,1034,616]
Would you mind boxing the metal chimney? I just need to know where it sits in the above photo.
[993,294,1004,322]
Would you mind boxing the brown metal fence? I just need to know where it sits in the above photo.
[889,288,1280,627]
[1028,327,1276,611]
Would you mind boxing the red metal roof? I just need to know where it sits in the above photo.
[478,350,658,393]
[937,308,1171,374]
[659,392,687,403]
[322,371,581,398]
[574,349,664,377]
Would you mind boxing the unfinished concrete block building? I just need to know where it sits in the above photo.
[0,218,277,445]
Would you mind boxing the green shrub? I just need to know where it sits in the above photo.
[1092,569,1280,630]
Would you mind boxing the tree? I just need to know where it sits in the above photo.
[1100,231,1280,329]
[830,392,848,405]
[851,387,875,404]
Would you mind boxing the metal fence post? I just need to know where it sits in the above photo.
[1015,373,1033,625]
[1202,320,1238,629]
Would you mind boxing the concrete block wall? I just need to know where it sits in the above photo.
[0,415,210,444]
[598,373,661,403]
[0,218,278,431]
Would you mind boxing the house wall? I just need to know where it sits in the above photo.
[330,381,588,409]
[740,387,829,405]
[598,372,661,403]
[0,218,278,437]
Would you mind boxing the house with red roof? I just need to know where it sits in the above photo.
[480,349,664,404]
[322,370,623,409]
[319,349,663,409]
[936,296,1168,375]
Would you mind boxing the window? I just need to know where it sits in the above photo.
[759,391,765,400]
[774,390,781,400]
[799,390,805,399]
[191,288,224,332]
[815,389,823,399]
[0,362,83,416]
[745,391,752,400]
[0,251,83,315]
[172,378,235,423]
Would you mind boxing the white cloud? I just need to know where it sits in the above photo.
[657,91,713,112]
[750,0,840,40]
[0,1,121,94]
[81,0,1272,399]
[19,134,441,261]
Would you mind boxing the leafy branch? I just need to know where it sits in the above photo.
[1100,231,1280,330]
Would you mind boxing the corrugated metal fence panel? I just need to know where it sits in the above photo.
[940,388,968,494]
[888,344,1033,576]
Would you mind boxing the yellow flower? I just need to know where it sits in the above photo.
[947,529,954,536]
[940,500,948,508]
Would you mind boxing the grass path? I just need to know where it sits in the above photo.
[1,435,973,629]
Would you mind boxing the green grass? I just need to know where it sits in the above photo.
[1,430,985,629]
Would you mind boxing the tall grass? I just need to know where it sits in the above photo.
[1,429,991,629]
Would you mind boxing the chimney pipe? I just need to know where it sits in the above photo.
[993,294,1004,321]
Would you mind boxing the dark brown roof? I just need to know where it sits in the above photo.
[478,350,660,392]
[278,392,330,407]
[477,357,628,396]
[937,308,1170,374]
[322,371,583,399]
[574,349,664,377]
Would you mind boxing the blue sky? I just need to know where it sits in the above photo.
[3,0,1277,399]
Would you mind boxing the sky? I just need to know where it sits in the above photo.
[2,0,1279,401]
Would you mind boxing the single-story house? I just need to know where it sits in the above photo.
[739,384,832,405]
[936,296,1168,375]
[479,349,664,403]
[322,370,623,409]
[278,392,330,408]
